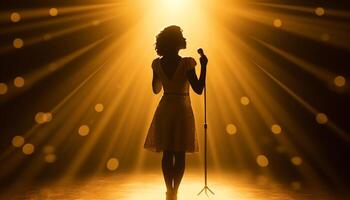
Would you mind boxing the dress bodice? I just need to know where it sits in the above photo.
[152,57,197,94]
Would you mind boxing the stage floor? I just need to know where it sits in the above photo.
[0,172,340,200]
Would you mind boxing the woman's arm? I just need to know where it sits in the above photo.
[186,56,207,94]
[152,63,162,94]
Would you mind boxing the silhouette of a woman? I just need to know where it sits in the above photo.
[144,25,207,200]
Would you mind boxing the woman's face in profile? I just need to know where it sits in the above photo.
[180,37,187,49]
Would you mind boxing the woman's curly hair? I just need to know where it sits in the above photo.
[155,25,186,56]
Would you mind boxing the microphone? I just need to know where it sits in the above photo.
[197,48,204,57]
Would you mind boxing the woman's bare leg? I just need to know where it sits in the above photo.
[162,151,174,192]
[173,151,185,193]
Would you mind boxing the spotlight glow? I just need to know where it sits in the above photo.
[160,0,187,10]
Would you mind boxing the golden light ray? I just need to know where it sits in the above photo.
[125,0,211,170]
[248,2,350,19]
[0,2,124,23]
[198,19,345,186]
[0,12,121,54]
[0,35,112,103]
[1,6,124,34]
[252,37,337,85]
[57,23,159,182]
[218,4,350,49]
[0,29,138,183]
[90,28,162,174]
[225,53,330,188]
[217,23,346,185]
[253,62,350,143]
[250,62,347,186]
[203,24,275,163]
[0,43,119,184]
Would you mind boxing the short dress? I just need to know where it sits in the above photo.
[144,57,199,153]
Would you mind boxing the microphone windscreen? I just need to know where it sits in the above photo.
[197,48,204,55]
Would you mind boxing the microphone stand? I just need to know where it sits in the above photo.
[197,48,214,197]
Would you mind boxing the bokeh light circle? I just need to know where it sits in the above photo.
[45,154,57,163]
[94,103,104,112]
[22,143,35,155]
[78,125,90,136]
[315,7,325,16]
[12,136,25,147]
[35,112,52,124]
[291,156,303,166]
[256,155,269,167]
[13,38,24,48]
[334,75,346,87]
[49,8,58,16]
[240,96,250,106]
[271,124,282,134]
[14,76,25,88]
[316,113,328,124]
[0,83,8,95]
[106,158,120,171]
[273,19,282,28]
[226,124,237,135]
[10,12,21,22]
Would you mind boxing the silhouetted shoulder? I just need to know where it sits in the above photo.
[151,58,160,70]
[183,57,197,71]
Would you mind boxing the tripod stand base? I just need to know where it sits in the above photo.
[197,186,215,196]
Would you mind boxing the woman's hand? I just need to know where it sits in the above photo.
[200,54,208,67]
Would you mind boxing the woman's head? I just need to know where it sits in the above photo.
[155,25,186,56]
